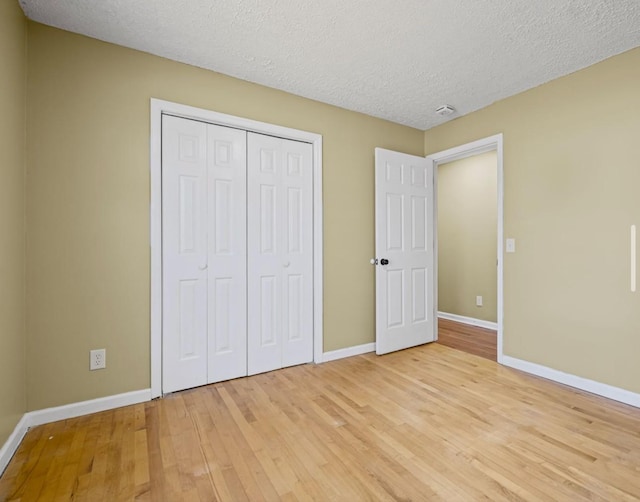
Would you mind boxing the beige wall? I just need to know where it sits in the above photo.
[425,47,640,393]
[0,1,27,444]
[25,22,423,410]
[438,152,497,322]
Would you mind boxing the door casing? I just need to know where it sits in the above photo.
[150,98,324,398]
[426,134,504,362]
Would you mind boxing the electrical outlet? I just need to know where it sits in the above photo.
[90,349,106,370]
[476,296,483,307]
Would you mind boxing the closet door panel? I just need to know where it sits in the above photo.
[162,115,208,393]
[247,133,313,375]
[247,134,283,375]
[206,124,248,383]
[281,141,314,367]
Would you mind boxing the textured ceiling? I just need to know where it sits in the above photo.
[18,0,640,130]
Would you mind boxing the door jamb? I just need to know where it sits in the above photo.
[150,98,324,398]
[425,134,504,362]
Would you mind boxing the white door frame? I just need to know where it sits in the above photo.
[149,98,324,398]
[426,134,504,362]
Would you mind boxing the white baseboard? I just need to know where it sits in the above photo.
[438,311,498,331]
[502,356,640,408]
[26,389,151,428]
[323,343,375,363]
[0,414,30,476]
[0,388,151,476]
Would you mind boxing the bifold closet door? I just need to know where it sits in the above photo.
[205,122,247,384]
[247,133,314,375]
[162,115,247,393]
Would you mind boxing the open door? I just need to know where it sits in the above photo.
[374,148,435,355]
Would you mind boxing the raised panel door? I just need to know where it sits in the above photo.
[206,124,247,383]
[375,148,435,355]
[162,115,208,392]
[247,133,313,375]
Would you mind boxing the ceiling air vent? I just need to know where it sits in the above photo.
[435,105,456,117]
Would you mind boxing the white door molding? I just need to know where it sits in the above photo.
[425,134,504,363]
[150,98,324,398]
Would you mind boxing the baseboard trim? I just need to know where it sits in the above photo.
[0,415,30,476]
[0,388,152,476]
[502,356,640,408]
[26,389,152,428]
[323,343,376,363]
[438,311,498,330]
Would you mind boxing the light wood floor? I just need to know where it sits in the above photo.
[2,344,640,501]
[436,318,497,361]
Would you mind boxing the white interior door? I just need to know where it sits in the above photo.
[163,115,247,393]
[375,148,435,355]
[162,115,209,392]
[247,133,314,375]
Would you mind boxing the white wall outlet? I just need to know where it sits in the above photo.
[506,238,516,253]
[476,295,483,307]
[90,349,106,370]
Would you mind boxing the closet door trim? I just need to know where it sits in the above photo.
[150,99,323,398]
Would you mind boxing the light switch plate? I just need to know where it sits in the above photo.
[506,238,516,253]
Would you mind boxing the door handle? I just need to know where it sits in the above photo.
[198,264,208,270]
[380,258,389,265]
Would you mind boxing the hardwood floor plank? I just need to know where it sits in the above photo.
[437,318,497,360]
[3,344,640,501]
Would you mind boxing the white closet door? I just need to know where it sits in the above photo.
[247,133,313,375]
[163,116,248,393]
[206,124,247,383]
[162,115,208,393]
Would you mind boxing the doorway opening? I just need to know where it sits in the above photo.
[426,134,504,362]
